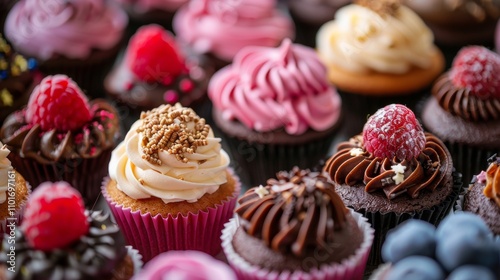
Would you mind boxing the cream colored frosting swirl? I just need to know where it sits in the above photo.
[0,143,12,204]
[108,106,230,204]
[316,4,435,74]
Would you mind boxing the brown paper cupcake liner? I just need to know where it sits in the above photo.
[0,179,31,235]
[8,149,113,206]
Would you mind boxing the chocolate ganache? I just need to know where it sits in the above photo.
[0,100,119,164]
[235,168,353,258]
[324,133,452,199]
[0,211,127,279]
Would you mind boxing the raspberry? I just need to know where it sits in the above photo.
[450,46,500,100]
[126,24,185,84]
[22,181,89,251]
[25,75,92,131]
[363,104,425,161]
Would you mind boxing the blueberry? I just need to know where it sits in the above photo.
[386,256,445,280]
[436,229,499,272]
[382,219,436,263]
[448,265,496,280]
[436,212,492,241]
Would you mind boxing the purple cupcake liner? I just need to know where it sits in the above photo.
[221,209,374,280]
[101,168,241,263]
[8,149,113,206]
[0,178,31,236]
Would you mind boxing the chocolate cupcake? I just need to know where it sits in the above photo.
[105,24,214,119]
[0,34,41,125]
[0,181,142,279]
[421,46,500,186]
[222,167,374,279]
[324,104,460,268]
[0,75,120,206]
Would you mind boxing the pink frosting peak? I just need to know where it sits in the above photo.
[132,250,237,280]
[209,39,342,135]
[5,0,128,60]
[173,0,294,61]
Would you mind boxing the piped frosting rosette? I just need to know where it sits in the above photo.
[5,0,128,60]
[173,0,294,61]
[209,38,341,135]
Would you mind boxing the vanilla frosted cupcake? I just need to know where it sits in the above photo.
[317,0,444,96]
[103,103,240,262]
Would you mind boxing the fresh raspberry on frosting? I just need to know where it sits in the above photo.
[450,46,500,100]
[125,24,186,84]
[363,104,426,161]
[22,181,89,251]
[25,75,92,132]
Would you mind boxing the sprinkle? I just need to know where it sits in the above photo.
[391,163,406,184]
[179,78,194,93]
[163,90,179,104]
[254,185,269,198]
[350,148,364,157]
[0,89,13,106]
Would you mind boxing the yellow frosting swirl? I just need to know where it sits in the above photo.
[316,4,434,74]
[108,105,230,204]
[0,143,12,204]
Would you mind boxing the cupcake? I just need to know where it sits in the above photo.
[371,213,500,279]
[0,75,120,206]
[102,103,241,262]
[287,0,351,47]
[173,0,294,69]
[132,250,237,280]
[316,0,445,120]
[105,24,214,118]
[221,167,374,280]
[4,0,128,97]
[0,181,142,279]
[0,34,41,125]
[403,0,500,47]
[421,46,500,186]
[0,142,30,235]
[209,39,342,188]
[457,155,500,235]
[323,104,460,267]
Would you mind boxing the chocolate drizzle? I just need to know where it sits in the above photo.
[0,100,119,164]
[235,168,349,257]
[0,211,127,279]
[324,133,452,199]
[432,72,500,122]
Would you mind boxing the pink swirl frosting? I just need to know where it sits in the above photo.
[209,39,342,135]
[173,0,294,61]
[5,0,128,60]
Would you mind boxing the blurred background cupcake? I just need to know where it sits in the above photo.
[286,0,351,47]
[132,250,237,280]
[371,214,500,279]
[105,24,215,122]
[0,181,142,279]
[323,104,460,269]
[0,75,120,206]
[0,34,41,125]
[4,0,128,98]
[316,0,445,133]
[173,0,294,69]
[456,155,500,236]
[222,168,374,280]
[103,103,240,262]
[420,46,500,186]
[209,39,342,189]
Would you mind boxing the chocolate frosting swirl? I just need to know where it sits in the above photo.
[235,167,349,257]
[0,211,127,279]
[483,156,500,207]
[432,72,500,121]
[0,100,119,164]
[324,133,452,199]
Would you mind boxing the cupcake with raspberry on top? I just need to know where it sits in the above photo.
[0,75,120,205]
[421,46,500,186]
[324,104,460,267]
[0,181,142,279]
[105,24,214,117]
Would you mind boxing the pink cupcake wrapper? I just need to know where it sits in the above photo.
[0,180,32,235]
[102,168,241,263]
[221,209,375,280]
